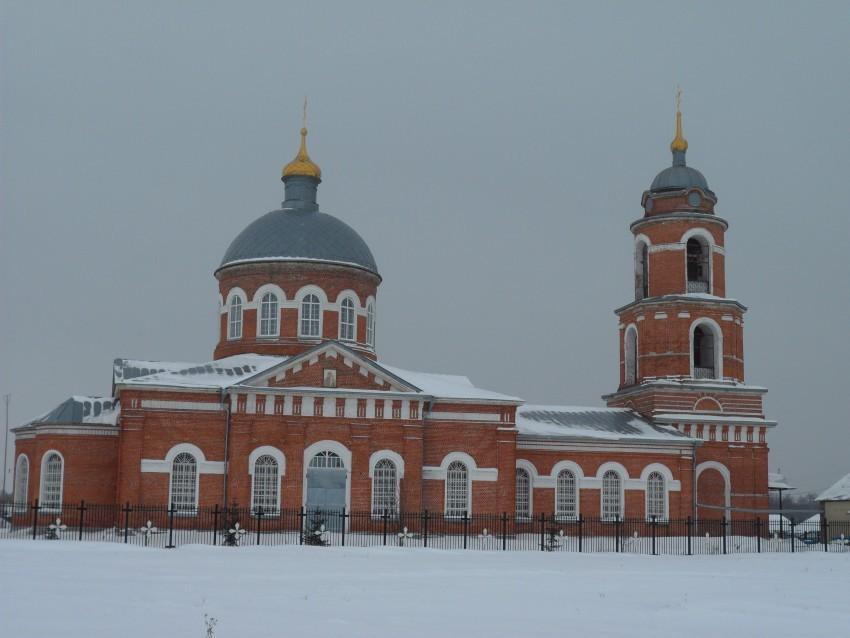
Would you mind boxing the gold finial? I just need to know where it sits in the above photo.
[670,86,688,153]
[282,97,322,180]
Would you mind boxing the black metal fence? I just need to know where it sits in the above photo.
[2,500,848,555]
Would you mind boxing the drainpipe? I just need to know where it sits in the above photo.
[221,388,232,507]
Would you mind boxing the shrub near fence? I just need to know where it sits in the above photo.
[2,501,849,555]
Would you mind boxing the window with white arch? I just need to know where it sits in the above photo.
[309,450,343,468]
[515,468,531,519]
[170,452,198,513]
[693,323,718,379]
[259,292,279,337]
[555,469,578,519]
[624,326,638,386]
[646,471,666,520]
[635,241,649,300]
[251,455,280,515]
[686,236,710,293]
[601,470,622,521]
[366,302,375,348]
[371,458,399,518]
[339,297,356,342]
[228,295,243,339]
[14,455,29,505]
[300,294,321,337]
[445,461,469,518]
[40,453,63,511]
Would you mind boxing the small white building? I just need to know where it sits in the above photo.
[816,473,850,523]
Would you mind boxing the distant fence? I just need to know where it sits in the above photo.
[1,500,848,555]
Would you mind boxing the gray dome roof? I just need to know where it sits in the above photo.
[219,209,379,276]
[650,164,710,193]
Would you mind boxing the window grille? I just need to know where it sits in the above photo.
[371,458,398,517]
[228,295,243,339]
[300,294,321,337]
[646,471,666,520]
[14,455,28,505]
[309,450,344,469]
[170,452,198,513]
[556,469,578,519]
[252,455,279,515]
[445,461,469,518]
[515,468,531,519]
[40,453,63,510]
[259,293,279,337]
[339,297,356,341]
[366,302,375,347]
[601,470,622,521]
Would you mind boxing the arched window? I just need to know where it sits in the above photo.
[259,292,279,337]
[686,237,710,293]
[601,470,622,521]
[251,455,280,515]
[170,452,198,513]
[693,325,717,379]
[445,461,469,518]
[14,455,29,505]
[555,469,578,519]
[300,294,321,337]
[40,452,63,511]
[646,471,666,520]
[515,468,531,519]
[366,302,375,348]
[309,450,343,468]
[371,458,398,517]
[624,326,638,386]
[635,241,649,300]
[228,295,243,339]
[339,297,355,341]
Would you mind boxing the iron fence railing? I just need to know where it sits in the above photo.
[1,500,848,555]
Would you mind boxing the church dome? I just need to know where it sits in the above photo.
[649,95,712,195]
[218,208,379,275]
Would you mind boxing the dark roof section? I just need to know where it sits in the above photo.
[218,209,379,276]
[29,396,117,425]
[650,164,711,193]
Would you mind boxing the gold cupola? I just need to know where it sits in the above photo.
[282,99,321,181]
[670,87,688,154]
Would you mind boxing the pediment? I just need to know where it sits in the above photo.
[238,342,420,393]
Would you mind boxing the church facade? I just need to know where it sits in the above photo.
[11,107,773,522]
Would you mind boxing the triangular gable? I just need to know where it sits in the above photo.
[238,341,422,394]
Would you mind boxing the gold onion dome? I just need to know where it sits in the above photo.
[282,127,322,180]
[670,89,688,153]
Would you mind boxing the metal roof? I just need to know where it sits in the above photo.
[26,396,118,426]
[650,164,711,193]
[218,209,379,276]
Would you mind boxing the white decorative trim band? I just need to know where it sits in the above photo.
[140,459,225,474]
[140,400,223,412]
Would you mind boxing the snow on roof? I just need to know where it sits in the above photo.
[516,405,694,443]
[654,413,777,426]
[768,472,795,491]
[115,354,286,389]
[26,396,119,427]
[379,364,522,402]
[816,473,850,502]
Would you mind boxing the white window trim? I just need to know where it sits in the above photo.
[689,317,724,380]
[365,297,376,348]
[624,324,639,385]
[554,469,579,521]
[338,296,356,342]
[168,449,200,515]
[250,283,286,307]
[14,454,29,506]
[695,461,731,517]
[333,288,362,308]
[224,286,248,310]
[39,449,64,512]
[515,459,538,518]
[257,291,281,338]
[369,455,401,518]
[634,235,651,300]
[249,446,285,515]
[298,292,324,338]
[302,440,352,512]
[444,460,471,519]
[228,294,244,340]
[681,228,715,295]
[644,472,668,521]
[600,469,624,521]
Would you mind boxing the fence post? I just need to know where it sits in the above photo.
[615,515,621,553]
[790,519,795,553]
[578,514,583,553]
[501,512,507,551]
[166,503,176,549]
[382,509,389,546]
[298,507,305,546]
[756,516,761,553]
[463,511,469,550]
[341,507,346,547]
[256,507,263,547]
[651,515,657,556]
[423,510,429,548]
[122,502,131,543]
[31,499,39,540]
[77,500,86,541]
[721,516,727,555]
[210,504,219,546]
[687,516,692,556]
[822,515,828,552]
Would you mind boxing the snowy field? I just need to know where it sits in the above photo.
[0,541,847,637]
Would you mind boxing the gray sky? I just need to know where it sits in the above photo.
[2,1,848,494]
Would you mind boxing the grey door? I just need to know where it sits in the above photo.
[306,467,347,531]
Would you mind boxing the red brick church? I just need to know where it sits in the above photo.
[11,104,773,522]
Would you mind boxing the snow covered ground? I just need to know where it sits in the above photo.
[0,541,847,637]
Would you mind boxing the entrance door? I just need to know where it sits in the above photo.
[305,450,347,531]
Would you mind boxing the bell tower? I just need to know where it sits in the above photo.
[603,93,774,519]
